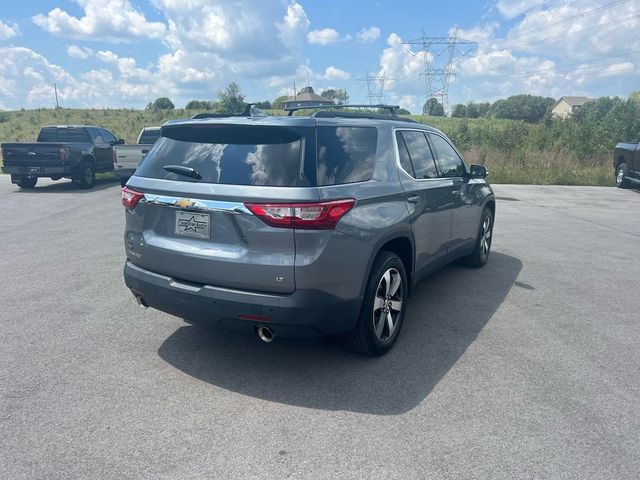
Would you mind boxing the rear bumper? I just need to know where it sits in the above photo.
[124,261,362,337]
[2,165,74,177]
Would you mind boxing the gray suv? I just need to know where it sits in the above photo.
[122,107,495,356]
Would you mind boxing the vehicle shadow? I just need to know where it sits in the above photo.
[157,251,522,415]
[12,177,120,193]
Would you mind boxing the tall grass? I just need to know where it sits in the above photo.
[0,108,617,185]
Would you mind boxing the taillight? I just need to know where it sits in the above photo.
[58,147,69,162]
[112,149,117,164]
[244,199,355,230]
[121,187,144,208]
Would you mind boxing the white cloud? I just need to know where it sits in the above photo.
[598,61,635,78]
[321,66,350,80]
[66,45,93,59]
[32,0,167,42]
[357,26,381,43]
[495,0,547,19]
[307,28,339,45]
[0,20,19,40]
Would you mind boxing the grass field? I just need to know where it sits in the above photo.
[0,108,615,186]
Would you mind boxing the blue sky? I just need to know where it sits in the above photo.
[0,0,638,112]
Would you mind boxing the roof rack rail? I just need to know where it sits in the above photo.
[312,111,417,123]
[285,104,400,117]
[191,104,267,120]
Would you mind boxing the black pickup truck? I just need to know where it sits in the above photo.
[1,125,124,189]
[614,142,640,188]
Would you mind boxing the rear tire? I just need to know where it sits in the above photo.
[463,207,493,268]
[17,176,38,189]
[342,251,408,356]
[616,163,631,188]
[77,161,96,189]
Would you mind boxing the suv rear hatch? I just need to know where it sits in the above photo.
[124,120,318,294]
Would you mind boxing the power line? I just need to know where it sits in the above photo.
[402,28,477,112]
[500,0,632,41]
[358,73,388,104]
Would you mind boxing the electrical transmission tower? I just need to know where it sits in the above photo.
[403,28,476,113]
[358,73,388,105]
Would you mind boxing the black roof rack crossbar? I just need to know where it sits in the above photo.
[285,104,400,116]
[191,104,267,120]
[311,111,417,123]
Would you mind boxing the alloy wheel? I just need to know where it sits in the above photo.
[372,268,403,341]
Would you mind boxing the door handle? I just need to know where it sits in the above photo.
[406,195,420,204]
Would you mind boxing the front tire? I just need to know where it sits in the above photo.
[463,207,493,268]
[16,176,38,189]
[343,251,408,356]
[616,163,631,188]
[77,161,96,189]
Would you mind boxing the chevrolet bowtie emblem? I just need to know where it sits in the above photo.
[175,198,195,208]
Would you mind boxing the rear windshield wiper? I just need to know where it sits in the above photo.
[162,165,202,180]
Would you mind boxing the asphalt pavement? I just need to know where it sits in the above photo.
[0,175,638,479]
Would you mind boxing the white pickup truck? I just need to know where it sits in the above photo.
[113,127,161,186]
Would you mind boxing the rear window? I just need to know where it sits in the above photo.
[136,126,303,186]
[316,126,377,185]
[138,129,161,145]
[37,127,89,143]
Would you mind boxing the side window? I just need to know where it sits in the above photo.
[395,131,415,177]
[317,126,378,185]
[87,127,104,144]
[429,134,466,178]
[398,131,438,179]
[101,129,117,145]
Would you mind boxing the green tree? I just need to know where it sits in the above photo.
[397,108,411,115]
[630,90,640,104]
[488,94,554,123]
[423,98,445,116]
[185,100,214,110]
[272,95,289,110]
[253,100,272,109]
[152,97,175,110]
[466,102,490,118]
[320,88,349,105]
[451,104,467,118]
[216,81,246,114]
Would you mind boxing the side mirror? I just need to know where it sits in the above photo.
[118,138,125,144]
[469,164,488,179]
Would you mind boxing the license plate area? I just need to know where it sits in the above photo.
[175,211,210,239]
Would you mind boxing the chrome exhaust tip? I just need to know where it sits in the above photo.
[257,325,274,343]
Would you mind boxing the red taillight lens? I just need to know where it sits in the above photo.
[244,199,355,230]
[112,149,117,164]
[121,187,144,208]
[58,147,69,162]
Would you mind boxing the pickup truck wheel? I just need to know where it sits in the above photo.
[78,161,96,189]
[17,176,38,189]
[463,207,493,268]
[342,251,408,356]
[616,163,631,188]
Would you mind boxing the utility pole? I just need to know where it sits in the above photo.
[402,28,476,113]
[54,82,60,109]
[358,73,387,105]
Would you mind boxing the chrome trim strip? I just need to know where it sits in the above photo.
[141,193,250,214]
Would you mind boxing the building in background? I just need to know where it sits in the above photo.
[283,87,334,110]
[551,96,591,118]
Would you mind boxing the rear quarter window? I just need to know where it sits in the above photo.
[317,126,378,186]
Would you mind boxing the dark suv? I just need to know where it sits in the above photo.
[122,107,495,356]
